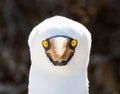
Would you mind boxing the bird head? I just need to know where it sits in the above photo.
[28,16,91,74]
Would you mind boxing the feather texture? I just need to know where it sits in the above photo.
[28,16,91,94]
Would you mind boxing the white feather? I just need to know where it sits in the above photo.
[28,16,91,94]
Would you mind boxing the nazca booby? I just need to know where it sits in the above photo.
[28,16,91,94]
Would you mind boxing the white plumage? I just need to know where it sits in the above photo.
[28,16,91,94]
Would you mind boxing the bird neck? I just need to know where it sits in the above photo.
[29,65,89,94]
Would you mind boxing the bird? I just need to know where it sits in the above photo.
[28,16,91,94]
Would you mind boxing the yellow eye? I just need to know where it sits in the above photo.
[71,39,77,47]
[42,40,49,48]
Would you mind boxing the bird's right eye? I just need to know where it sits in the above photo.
[42,40,49,48]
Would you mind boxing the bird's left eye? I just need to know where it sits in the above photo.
[42,40,49,48]
[71,39,77,47]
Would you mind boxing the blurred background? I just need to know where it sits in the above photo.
[0,0,120,94]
